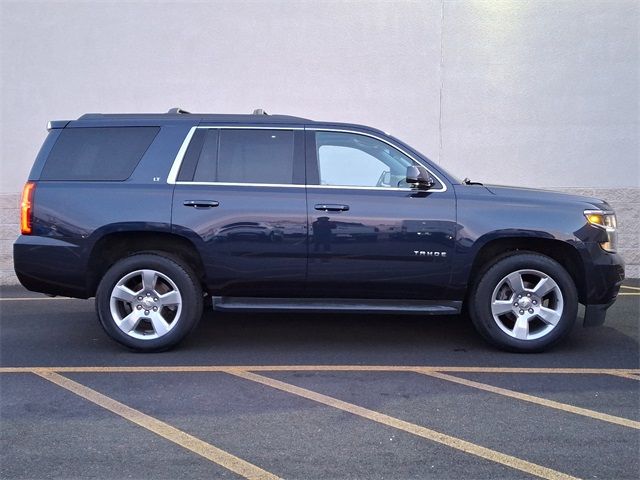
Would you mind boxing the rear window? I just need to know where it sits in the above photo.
[40,127,159,181]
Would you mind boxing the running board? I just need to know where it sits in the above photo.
[212,297,461,315]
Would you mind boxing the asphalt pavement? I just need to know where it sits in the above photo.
[1,282,638,479]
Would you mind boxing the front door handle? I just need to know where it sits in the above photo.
[314,204,350,212]
[183,200,219,208]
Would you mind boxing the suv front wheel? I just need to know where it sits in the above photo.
[469,252,578,352]
[96,253,203,352]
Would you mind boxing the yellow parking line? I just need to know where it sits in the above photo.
[620,285,640,291]
[416,370,640,430]
[608,371,640,381]
[1,366,638,374]
[618,292,640,296]
[226,369,577,480]
[0,297,78,301]
[34,370,280,480]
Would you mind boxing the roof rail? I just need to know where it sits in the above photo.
[167,107,190,114]
[252,109,268,115]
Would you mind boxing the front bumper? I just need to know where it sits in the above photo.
[583,301,616,327]
[579,242,625,327]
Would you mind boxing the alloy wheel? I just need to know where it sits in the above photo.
[490,269,564,341]
[109,269,182,340]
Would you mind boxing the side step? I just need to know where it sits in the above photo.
[212,297,461,315]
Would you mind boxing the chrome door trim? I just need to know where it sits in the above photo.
[167,125,449,193]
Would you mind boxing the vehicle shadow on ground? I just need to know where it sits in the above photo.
[181,307,639,368]
[1,295,637,368]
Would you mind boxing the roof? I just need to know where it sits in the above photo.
[69,109,388,137]
[77,112,312,124]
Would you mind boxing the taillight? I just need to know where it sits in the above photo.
[20,182,35,235]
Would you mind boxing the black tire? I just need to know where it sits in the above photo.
[469,252,578,352]
[95,253,203,352]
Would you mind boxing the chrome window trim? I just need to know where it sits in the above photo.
[167,126,197,184]
[308,127,447,193]
[175,181,305,188]
[307,185,414,192]
[167,125,448,193]
[174,181,415,191]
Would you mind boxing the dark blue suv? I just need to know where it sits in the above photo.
[14,109,625,352]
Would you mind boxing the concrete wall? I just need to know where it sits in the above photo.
[1,0,638,283]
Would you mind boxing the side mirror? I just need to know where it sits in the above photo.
[406,165,435,189]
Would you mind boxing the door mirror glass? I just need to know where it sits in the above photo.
[406,165,434,189]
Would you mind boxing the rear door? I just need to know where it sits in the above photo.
[171,125,307,296]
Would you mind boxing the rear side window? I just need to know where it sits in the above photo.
[180,129,296,184]
[41,127,159,181]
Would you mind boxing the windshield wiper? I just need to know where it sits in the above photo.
[463,177,483,186]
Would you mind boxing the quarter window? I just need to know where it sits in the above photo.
[315,132,419,188]
[41,127,159,181]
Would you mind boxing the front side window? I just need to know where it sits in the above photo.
[181,129,296,184]
[315,131,419,188]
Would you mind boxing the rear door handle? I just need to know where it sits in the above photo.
[183,200,219,208]
[314,204,350,212]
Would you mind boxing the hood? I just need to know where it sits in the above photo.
[482,184,609,209]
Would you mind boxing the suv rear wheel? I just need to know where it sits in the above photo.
[469,252,578,352]
[96,253,203,352]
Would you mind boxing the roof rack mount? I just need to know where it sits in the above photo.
[252,109,268,115]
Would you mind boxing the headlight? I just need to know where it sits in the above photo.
[584,209,617,253]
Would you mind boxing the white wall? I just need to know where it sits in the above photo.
[1,0,638,194]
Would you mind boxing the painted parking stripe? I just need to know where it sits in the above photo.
[0,297,81,301]
[226,369,578,480]
[1,366,638,374]
[34,370,280,480]
[620,285,640,291]
[416,370,640,429]
[608,371,640,381]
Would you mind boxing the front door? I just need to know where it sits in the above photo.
[171,126,308,297]
[305,129,456,300]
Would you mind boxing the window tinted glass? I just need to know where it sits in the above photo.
[41,127,159,181]
[316,132,426,188]
[193,129,219,182]
[206,129,295,184]
[177,129,207,181]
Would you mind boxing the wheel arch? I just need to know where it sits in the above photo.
[87,231,205,297]
[467,237,586,303]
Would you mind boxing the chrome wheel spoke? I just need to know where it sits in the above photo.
[112,285,138,303]
[141,270,157,292]
[150,312,170,336]
[531,276,555,297]
[538,306,561,326]
[158,290,180,306]
[504,272,524,293]
[118,310,141,333]
[491,299,513,316]
[513,315,530,340]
